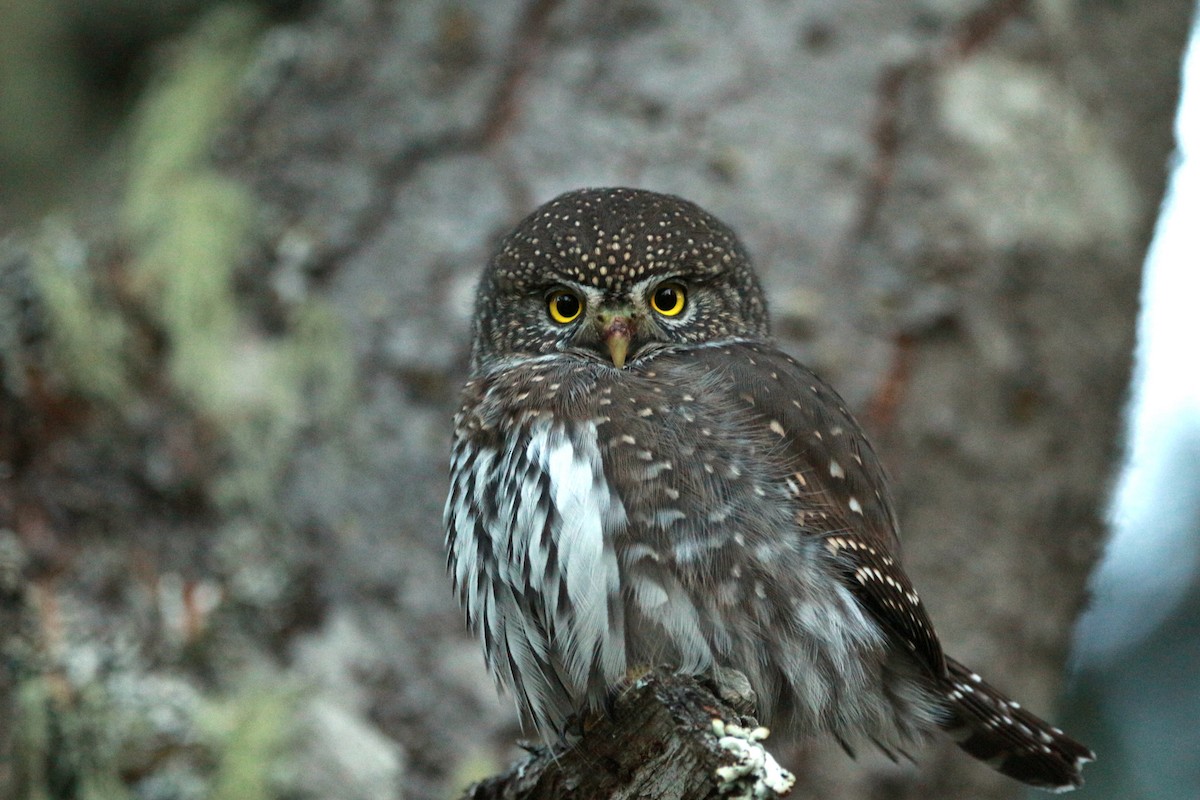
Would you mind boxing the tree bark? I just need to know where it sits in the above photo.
[0,1,1192,799]
[459,669,793,800]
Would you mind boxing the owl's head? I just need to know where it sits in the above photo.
[471,188,770,371]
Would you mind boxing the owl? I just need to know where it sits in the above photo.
[444,188,1092,791]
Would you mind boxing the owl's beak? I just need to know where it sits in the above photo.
[597,312,635,368]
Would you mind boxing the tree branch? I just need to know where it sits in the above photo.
[461,668,795,800]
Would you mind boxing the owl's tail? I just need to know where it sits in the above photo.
[938,656,1093,793]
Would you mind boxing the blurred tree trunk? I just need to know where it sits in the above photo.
[0,1,1192,799]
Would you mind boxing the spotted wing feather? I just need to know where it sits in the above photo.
[681,343,948,678]
[700,344,1093,791]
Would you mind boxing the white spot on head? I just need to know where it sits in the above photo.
[848,496,863,515]
[829,460,845,479]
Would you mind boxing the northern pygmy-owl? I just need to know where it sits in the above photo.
[445,188,1092,791]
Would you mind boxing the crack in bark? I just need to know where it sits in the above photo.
[833,0,1033,430]
[479,0,561,145]
[310,0,563,282]
[863,332,918,434]
[950,0,1030,59]
[836,0,1033,267]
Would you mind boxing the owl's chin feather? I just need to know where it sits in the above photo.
[555,341,675,368]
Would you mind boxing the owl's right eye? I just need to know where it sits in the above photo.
[547,290,583,324]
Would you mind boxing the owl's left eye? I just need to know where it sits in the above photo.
[650,282,687,317]
[547,290,583,324]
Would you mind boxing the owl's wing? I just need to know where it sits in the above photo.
[705,343,949,679]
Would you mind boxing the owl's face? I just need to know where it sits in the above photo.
[471,188,770,372]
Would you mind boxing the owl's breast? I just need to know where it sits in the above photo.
[461,349,798,561]
[468,344,900,582]
[450,345,898,729]
[592,349,806,579]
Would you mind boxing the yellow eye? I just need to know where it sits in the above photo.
[650,282,686,317]
[548,290,583,324]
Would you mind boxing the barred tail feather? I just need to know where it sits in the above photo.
[940,657,1094,793]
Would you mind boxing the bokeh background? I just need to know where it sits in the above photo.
[1,2,1196,799]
